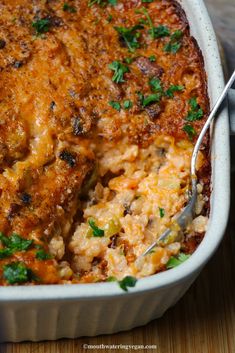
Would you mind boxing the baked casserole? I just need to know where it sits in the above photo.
[0,0,210,286]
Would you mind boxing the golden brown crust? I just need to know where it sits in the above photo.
[0,0,210,285]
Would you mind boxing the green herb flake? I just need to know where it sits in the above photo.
[183,124,196,140]
[3,262,35,284]
[159,207,165,218]
[32,18,51,35]
[88,219,105,237]
[119,276,137,292]
[106,14,113,23]
[109,101,121,111]
[0,248,13,260]
[143,93,161,107]
[36,250,53,261]
[165,85,184,98]
[149,77,163,93]
[0,233,33,253]
[123,100,133,110]
[124,57,134,64]
[164,30,183,53]
[142,0,154,2]
[114,25,143,52]
[63,3,76,13]
[149,55,156,62]
[151,25,170,39]
[166,253,191,269]
[108,61,130,83]
[136,7,155,39]
[186,97,204,121]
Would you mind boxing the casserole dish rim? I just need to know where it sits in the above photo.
[0,0,230,301]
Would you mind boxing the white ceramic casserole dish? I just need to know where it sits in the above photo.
[0,0,234,342]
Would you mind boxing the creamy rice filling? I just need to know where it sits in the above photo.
[66,135,208,281]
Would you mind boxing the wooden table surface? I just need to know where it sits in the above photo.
[1,1,235,352]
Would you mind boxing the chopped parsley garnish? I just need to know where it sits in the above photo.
[109,101,121,111]
[32,18,51,35]
[109,61,130,83]
[3,262,35,284]
[36,250,53,261]
[136,7,155,39]
[149,77,163,93]
[107,15,113,23]
[0,248,13,260]
[88,219,105,237]
[118,276,137,292]
[149,55,156,62]
[0,233,33,253]
[114,25,143,52]
[142,94,161,107]
[164,30,183,53]
[63,3,76,13]
[124,57,135,64]
[183,124,196,140]
[152,25,170,38]
[166,253,191,269]
[186,97,204,121]
[159,207,165,218]
[123,100,133,110]
[165,85,184,98]
[142,0,154,2]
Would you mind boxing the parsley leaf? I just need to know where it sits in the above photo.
[109,61,130,83]
[88,219,105,237]
[3,262,35,284]
[186,97,204,121]
[149,77,163,93]
[88,0,117,6]
[123,100,133,110]
[159,207,165,218]
[142,94,161,107]
[142,0,154,2]
[109,101,121,111]
[32,18,51,35]
[183,124,196,140]
[0,248,13,260]
[119,276,137,292]
[0,233,33,252]
[164,30,183,53]
[63,3,76,13]
[114,25,143,52]
[149,55,156,62]
[151,25,170,39]
[165,85,184,98]
[166,253,191,269]
[136,7,155,39]
[36,250,53,261]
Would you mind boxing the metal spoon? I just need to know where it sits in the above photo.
[141,69,235,257]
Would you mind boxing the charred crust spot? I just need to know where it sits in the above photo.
[13,61,24,69]
[108,234,119,249]
[50,101,56,110]
[0,39,6,50]
[72,116,84,136]
[59,150,76,168]
[7,203,22,220]
[20,192,32,205]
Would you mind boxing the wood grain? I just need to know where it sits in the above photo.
[0,0,234,352]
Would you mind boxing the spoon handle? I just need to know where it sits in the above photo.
[191,69,235,176]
